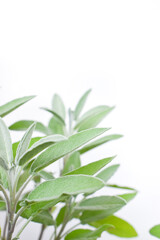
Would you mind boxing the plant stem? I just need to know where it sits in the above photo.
[2,213,8,240]
[38,224,46,240]
[60,222,80,238]
[54,198,71,240]
[15,216,33,239]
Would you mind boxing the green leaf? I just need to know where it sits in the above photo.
[15,122,36,164]
[0,166,8,188]
[26,175,104,203]
[90,215,138,238]
[0,117,13,169]
[65,157,115,176]
[0,199,6,210]
[22,209,54,225]
[0,96,35,117]
[19,134,67,166]
[48,117,65,135]
[118,192,137,203]
[52,93,66,120]
[41,107,65,125]
[79,134,122,154]
[9,120,48,135]
[31,128,108,172]
[63,152,81,175]
[96,164,120,183]
[56,206,66,226]
[107,184,136,191]
[75,106,114,132]
[38,170,54,180]
[12,137,41,159]
[150,225,160,238]
[76,196,126,211]
[65,225,113,240]
[17,169,30,191]
[74,89,91,120]
[80,196,126,223]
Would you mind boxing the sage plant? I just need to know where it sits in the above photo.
[0,91,137,240]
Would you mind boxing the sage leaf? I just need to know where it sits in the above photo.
[9,120,48,135]
[118,192,137,203]
[12,137,41,159]
[79,134,122,154]
[75,105,114,131]
[76,196,126,211]
[0,118,13,168]
[0,96,35,117]
[22,209,54,225]
[26,175,104,203]
[63,151,81,175]
[65,225,113,240]
[0,166,8,188]
[56,206,66,226]
[15,122,36,163]
[65,157,115,176]
[0,199,6,210]
[41,107,65,125]
[96,164,120,183]
[48,117,65,135]
[150,225,160,238]
[52,93,66,120]
[80,197,126,223]
[31,128,108,172]
[107,184,136,191]
[90,215,138,238]
[74,89,91,120]
[19,134,67,166]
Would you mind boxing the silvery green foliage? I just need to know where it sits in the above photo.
[0,91,137,240]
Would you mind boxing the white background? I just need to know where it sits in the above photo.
[0,1,160,239]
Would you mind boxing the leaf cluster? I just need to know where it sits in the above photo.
[0,91,137,240]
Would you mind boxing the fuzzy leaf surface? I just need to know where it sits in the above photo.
[52,94,66,120]
[76,196,126,211]
[75,106,114,131]
[9,120,48,134]
[19,134,67,166]
[31,128,108,172]
[79,134,122,154]
[15,122,36,163]
[0,118,13,168]
[26,175,104,203]
[74,89,91,120]
[96,164,120,183]
[63,151,81,175]
[65,157,114,176]
[0,96,35,117]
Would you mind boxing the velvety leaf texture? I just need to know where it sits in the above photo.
[19,134,67,166]
[65,157,115,176]
[74,89,91,120]
[26,175,104,202]
[15,122,36,163]
[79,134,122,154]
[30,128,108,172]
[75,105,114,131]
[52,94,66,120]
[9,120,48,134]
[0,118,13,168]
[0,96,35,117]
